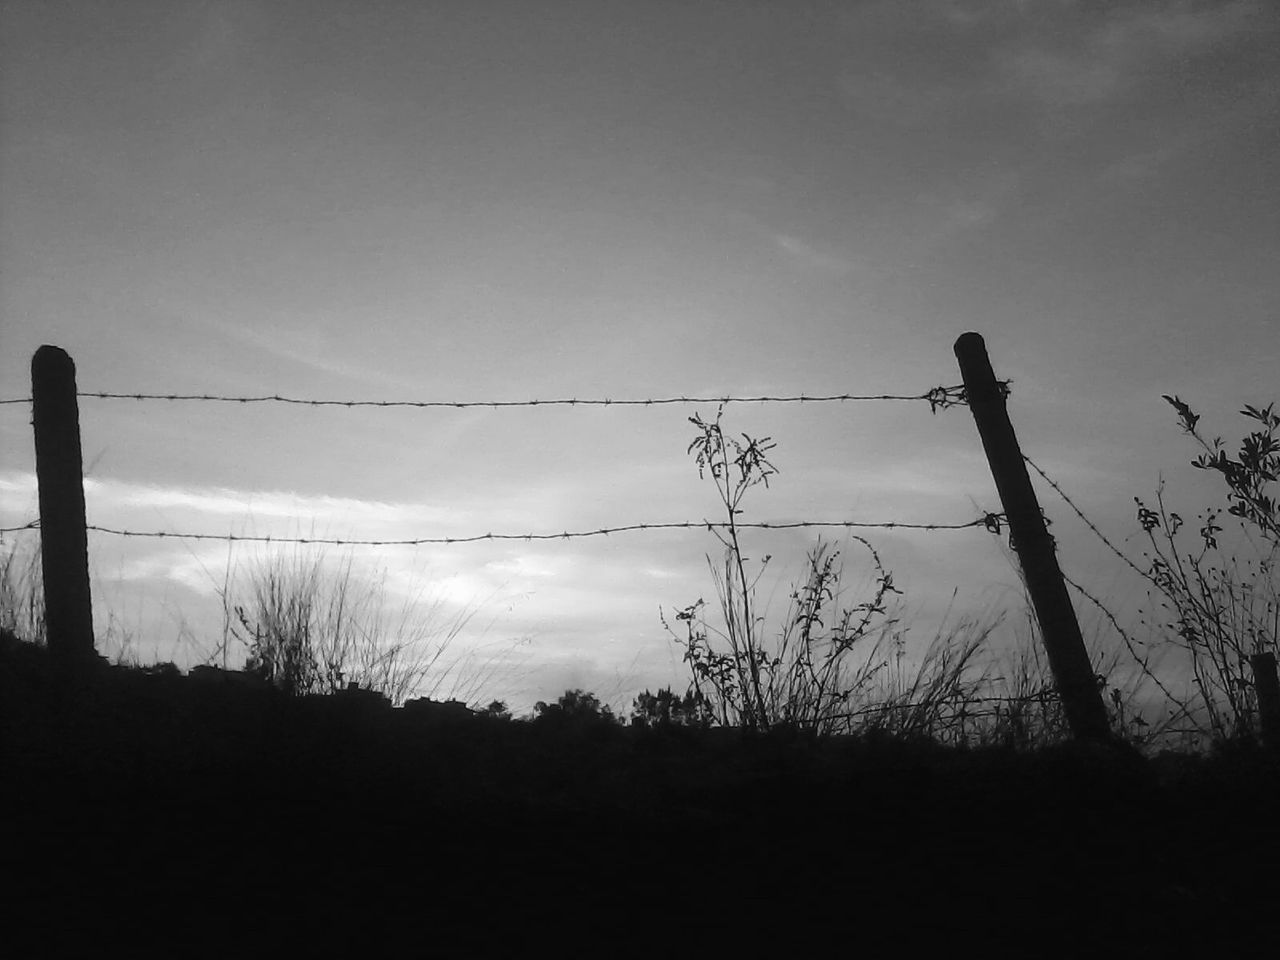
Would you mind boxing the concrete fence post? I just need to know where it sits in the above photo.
[31,345,95,662]
[954,332,1111,743]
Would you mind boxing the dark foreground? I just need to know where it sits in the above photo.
[4,650,1279,954]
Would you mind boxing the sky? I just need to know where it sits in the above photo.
[2,0,1277,716]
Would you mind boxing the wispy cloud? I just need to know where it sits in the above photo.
[2,471,465,536]
[839,2,1265,122]
[1098,143,1179,184]
[152,0,270,83]
[0,474,38,500]
[836,70,965,128]
[200,313,428,393]
[916,165,1021,241]
[773,233,860,276]
[1004,46,1122,107]
[1000,1,1263,109]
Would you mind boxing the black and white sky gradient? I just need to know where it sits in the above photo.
[2,1,1277,711]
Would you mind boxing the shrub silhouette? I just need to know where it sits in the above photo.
[630,686,713,729]
[482,699,512,721]
[1128,396,1279,741]
[533,688,620,727]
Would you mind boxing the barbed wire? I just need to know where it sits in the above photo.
[0,514,1006,545]
[1059,566,1192,714]
[1024,462,1197,718]
[0,382,1001,413]
[1022,454,1151,582]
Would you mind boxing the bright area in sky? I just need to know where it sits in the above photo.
[1,1,1277,715]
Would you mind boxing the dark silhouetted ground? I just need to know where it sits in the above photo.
[4,644,1278,953]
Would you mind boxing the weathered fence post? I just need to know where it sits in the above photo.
[1249,652,1280,750]
[31,345,95,662]
[954,332,1111,742]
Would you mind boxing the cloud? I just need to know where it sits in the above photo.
[0,470,469,539]
[115,481,456,531]
[836,70,967,128]
[838,2,1266,128]
[1004,46,1122,106]
[1099,144,1179,184]
[773,234,860,276]
[1097,1,1261,53]
[0,474,37,500]
[942,199,999,231]
[162,1,266,81]
[1000,1,1263,109]
[641,566,681,581]
[200,313,429,393]
[913,165,1021,241]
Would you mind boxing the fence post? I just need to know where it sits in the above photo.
[1249,652,1280,750]
[954,333,1111,743]
[31,345,95,662]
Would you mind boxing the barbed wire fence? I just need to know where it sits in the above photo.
[0,382,1004,546]
[5,337,1133,741]
[1022,450,1280,747]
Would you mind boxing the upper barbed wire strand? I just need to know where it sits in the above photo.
[0,382,1005,412]
[0,515,1006,543]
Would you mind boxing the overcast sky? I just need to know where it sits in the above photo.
[2,0,1277,713]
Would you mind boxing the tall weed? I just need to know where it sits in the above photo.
[663,407,908,733]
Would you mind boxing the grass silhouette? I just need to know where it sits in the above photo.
[226,548,490,706]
